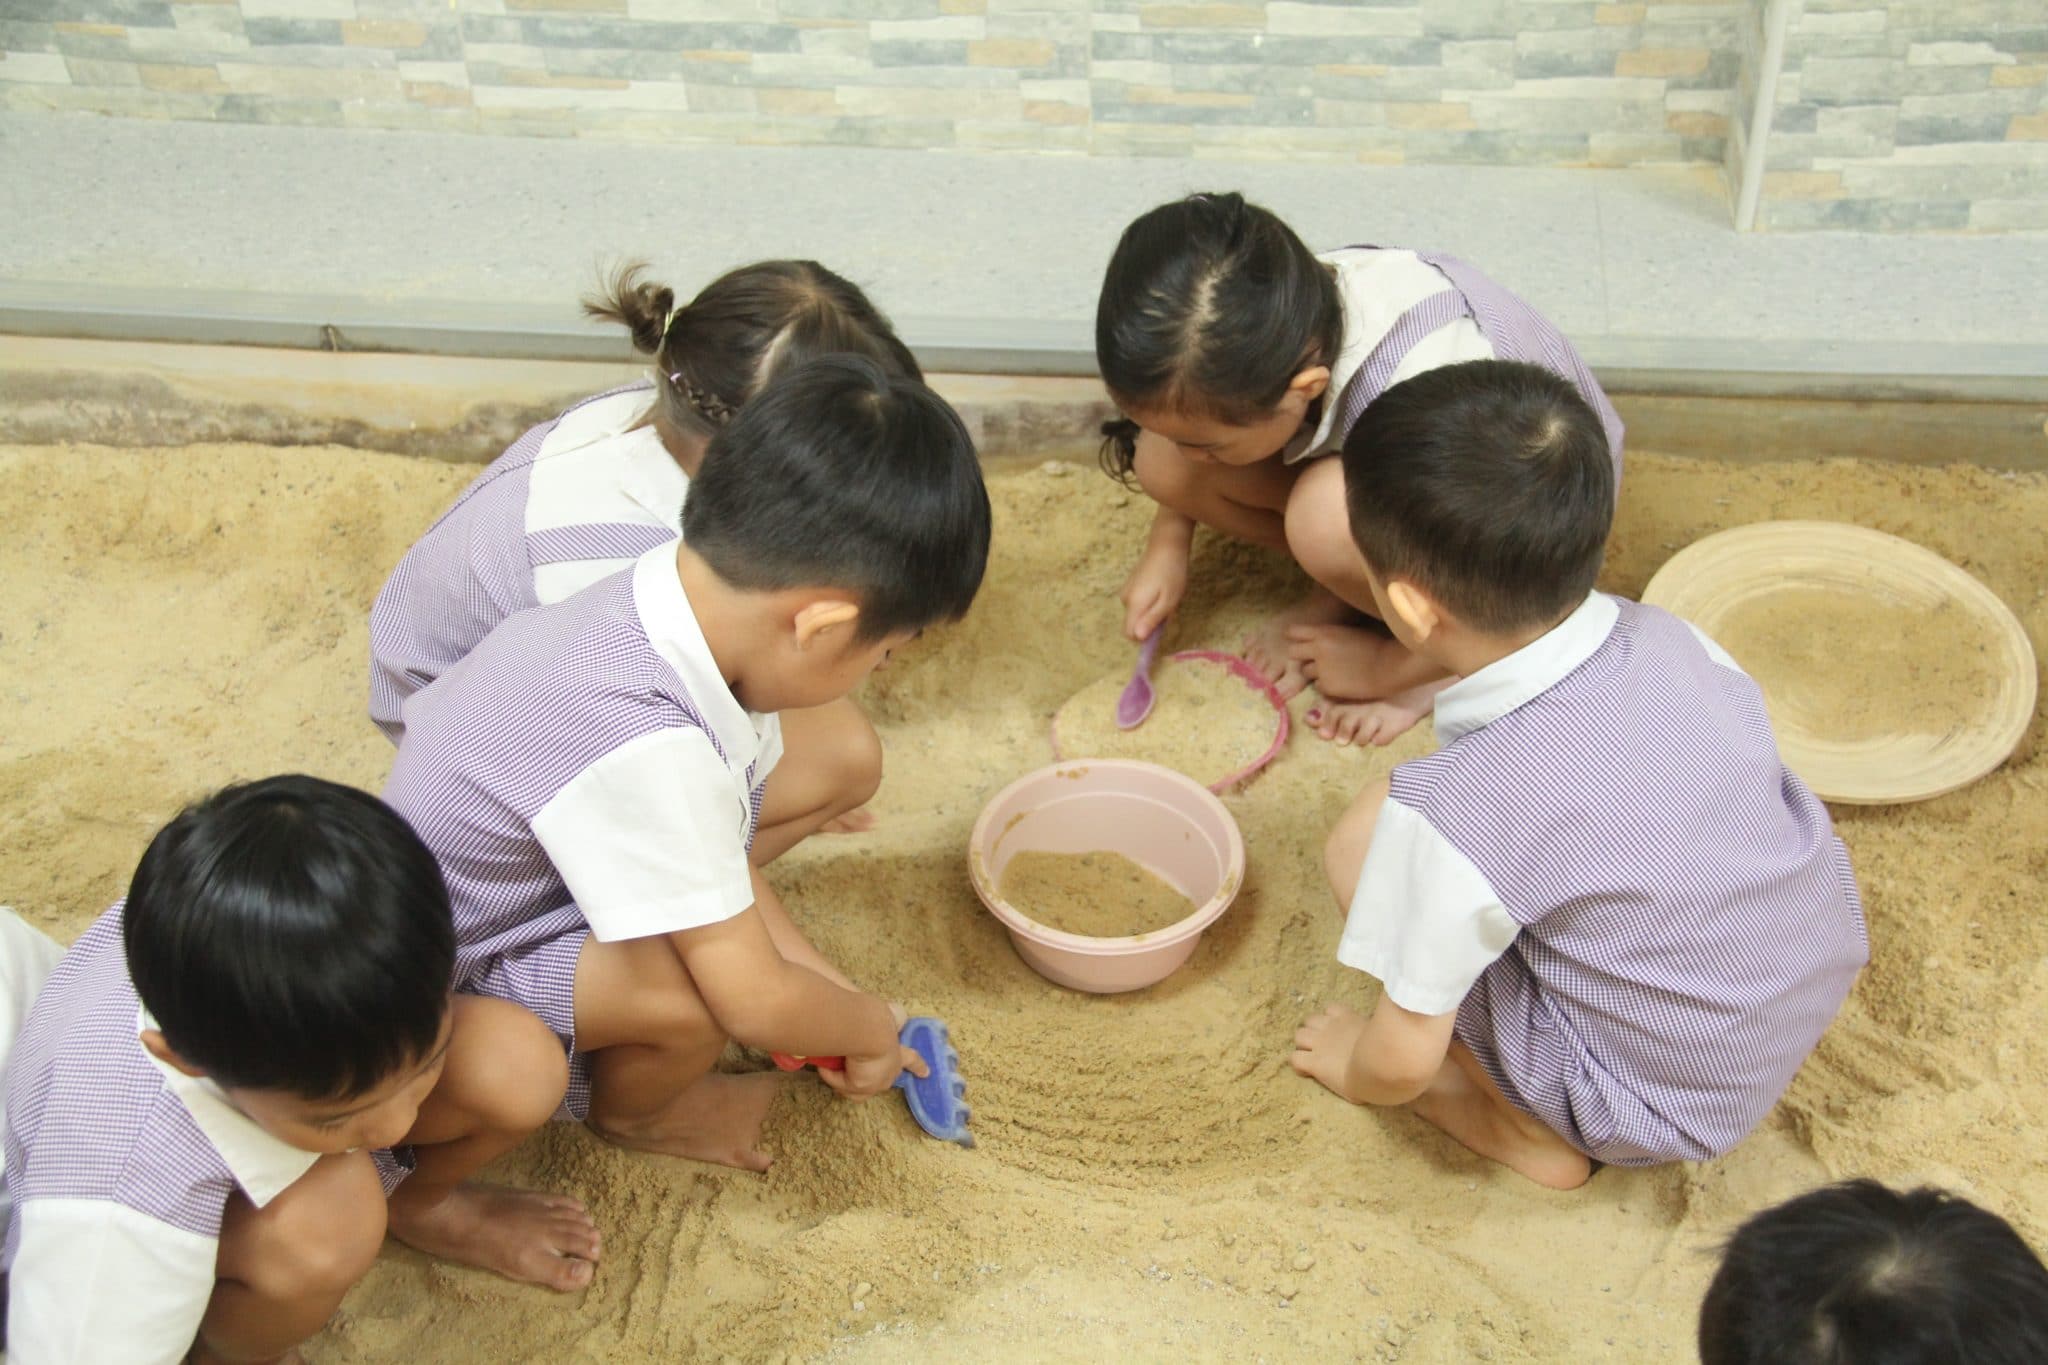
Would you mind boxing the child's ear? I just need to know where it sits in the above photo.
[1288,364,1332,406]
[139,1029,208,1080]
[792,599,861,648]
[1384,579,1441,644]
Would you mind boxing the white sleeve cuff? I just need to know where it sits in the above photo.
[532,728,757,942]
[7,1198,218,1364]
[1336,797,1519,1017]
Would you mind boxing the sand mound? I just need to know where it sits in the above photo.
[3,445,2044,1362]
[1052,654,1284,789]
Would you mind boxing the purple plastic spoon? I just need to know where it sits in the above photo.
[1115,625,1164,730]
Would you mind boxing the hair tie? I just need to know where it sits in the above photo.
[663,302,683,335]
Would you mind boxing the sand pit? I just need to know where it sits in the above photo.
[2,442,2045,1362]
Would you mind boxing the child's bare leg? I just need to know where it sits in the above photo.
[1410,1041,1594,1192]
[1277,458,1449,739]
[1131,428,1299,550]
[1322,775,1389,912]
[385,995,600,1291]
[194,1152,386,1365]
[574,936,782,1172]
[753,698,884,865]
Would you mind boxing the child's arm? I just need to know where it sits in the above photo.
[746,867,858,992]
[1121,504,1194,640]
[667,907,922,1098]
[1290,997,1457,1107]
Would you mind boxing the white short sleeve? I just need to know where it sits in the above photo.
[1337,798,1520,1016]
[7,1198,218,1365]
[531,728,756,942]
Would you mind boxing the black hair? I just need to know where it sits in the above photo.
[584,259,922,439]
[1342,359,1613,634]
[123,775,455,1101]
[1094,191,1343,482]
[681,353,991,642]
[1699,1180,2048,1365]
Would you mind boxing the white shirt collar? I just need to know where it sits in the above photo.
[1432,592,1620,744]
[631,545,773,772]
[137,1009,319,1210]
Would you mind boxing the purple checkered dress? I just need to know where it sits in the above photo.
[367,382,680,741]
[383,551,771,1122]
[1332,246,1625,475]
[1390,600,1865,1165]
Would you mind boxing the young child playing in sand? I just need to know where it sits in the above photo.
[2,776,596,1363]
[382,354,990,1171]
[1095,192,1623,746]
[1288,359,1866,1189]
[371,259,921,862]
[1699,1180,2048,1363]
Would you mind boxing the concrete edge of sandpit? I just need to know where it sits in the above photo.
[2,329,2045,473]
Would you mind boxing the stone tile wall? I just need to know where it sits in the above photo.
[1755,0,2047,230]
[0,0,2039,230]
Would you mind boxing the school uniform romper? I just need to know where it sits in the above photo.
[382,546,779,1121]
[1,909,398,1363]
[1337,594,1868,1165]
[1286,246,1625,478]
[368,383,686,742]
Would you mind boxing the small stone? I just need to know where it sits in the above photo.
[853,1281,873,1300]
[1291,1252,1315,1272]
[851,1301,865,1314]
[1221,1232,1235,1246]
[1278,1281,1299,1301]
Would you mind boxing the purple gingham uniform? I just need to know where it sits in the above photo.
[367,383,680,741]
[3,911,247,1256]
[382,548,773,1122]
[1360,597,1865,1165]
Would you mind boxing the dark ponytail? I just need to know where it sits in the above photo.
[583,259,921,439]
[1094,192,1342,478]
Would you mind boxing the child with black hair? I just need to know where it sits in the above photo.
[2,776,593,1364]
[372,259,922,863]
[384,354,991,1171]
[1287,360,1864,1190]
[1096,192,1624,747]
[1701,1180,2048,1364]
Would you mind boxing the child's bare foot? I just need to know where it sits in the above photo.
[1242,588,1350,700]
[820,807,878,835]
[388,1185,601,1291]
[1303,680,1441,747]
[590,1071,782,1172]
[1284,620,1405,701]
[1412,1044,1593,1191]
[1289,1003,1374,1103]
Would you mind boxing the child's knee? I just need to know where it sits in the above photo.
[1322,780,1388,908]
[1131,431,1194,507]
[239,1155,388,1301]
[446,995,571,1135]
[1283,463,1353,580]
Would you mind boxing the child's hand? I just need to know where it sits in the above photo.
[819,1042,930,1100]
[1120,538,1189,641]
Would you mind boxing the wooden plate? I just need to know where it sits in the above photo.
[1642,521,2036,805]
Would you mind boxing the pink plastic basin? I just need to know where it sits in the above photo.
[968,759,1246,994]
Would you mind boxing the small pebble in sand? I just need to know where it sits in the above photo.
[1291,1252,1315,1272]
[852,1282,872,1302]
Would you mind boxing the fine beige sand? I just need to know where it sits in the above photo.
[1052,652,1284,789]
[999,850,1197,939]
[2,443,2044,1363]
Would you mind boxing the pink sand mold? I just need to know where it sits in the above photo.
[968,759,1247,994]
[1050,649,1291,793]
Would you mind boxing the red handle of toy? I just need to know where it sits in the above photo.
[771,1052,846,1072]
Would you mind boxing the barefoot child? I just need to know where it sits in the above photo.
[2,777,596,1364]
[382,355,990,1170]
[1288,360,1865,1189]
[1699,1180,2048,1364]
[1095,192,1623,745]
[371,260,922,861]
